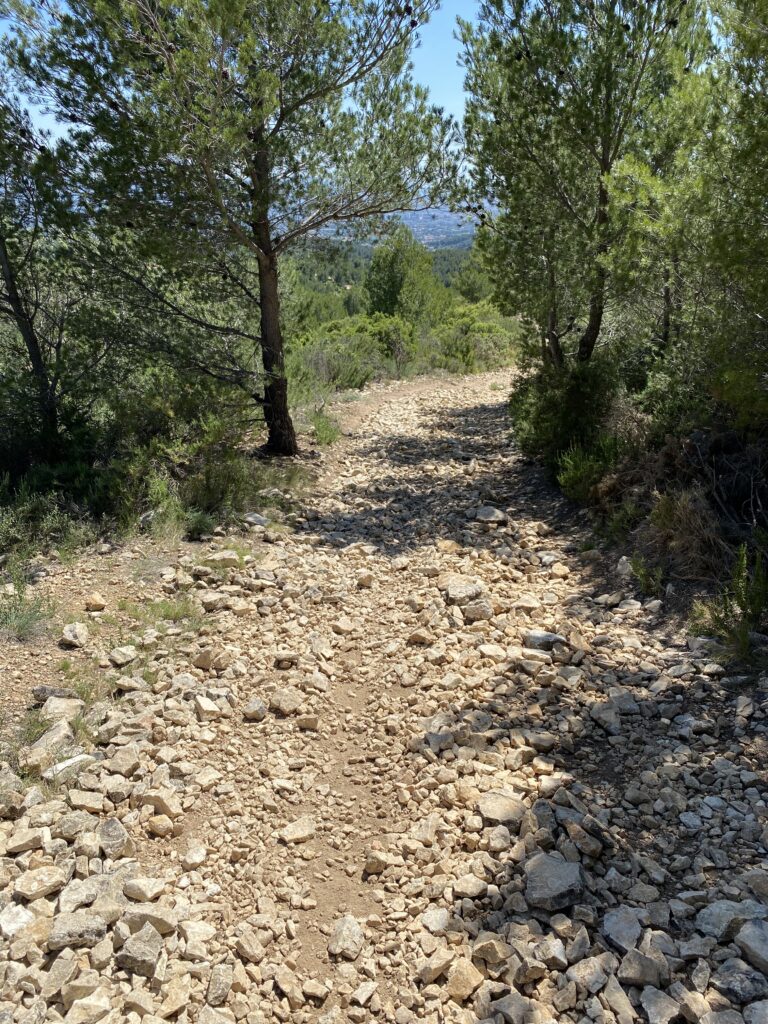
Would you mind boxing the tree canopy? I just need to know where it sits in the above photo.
[7,0,458,452]
[462,0,708,366]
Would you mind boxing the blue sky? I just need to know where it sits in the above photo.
[5,2,478,133]
[411,0,478,122]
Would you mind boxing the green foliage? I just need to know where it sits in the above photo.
[509,359,620,466]
[288,313,416,397]
[71,671,114,707]
[603,501,644,544]
[120,414,306,533]
[119,595,203,631]
[288,303,520,405]
[430,302,521,373]
[0,581,53,641]
[311,412,341,446]
[630,555,664,598]
[18,709,48,745]
[691,544,768,660]
[184,509,215,541]
[280,244,370,335]
[462,0,705,365]
[557,439,621,505]
[451,248,493,304]
[8,0,458,453]
[144,472,185,541]
[366,228,447,327]
[69,712,93,747]
[0,481,96,568]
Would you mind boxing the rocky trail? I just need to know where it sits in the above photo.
[2,370,768,1024]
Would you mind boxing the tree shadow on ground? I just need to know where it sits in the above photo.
[322,392,756,1016]
[399,657,749,1017]
[301,397,591,558]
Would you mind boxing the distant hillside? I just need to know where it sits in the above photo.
[397,209,475,249]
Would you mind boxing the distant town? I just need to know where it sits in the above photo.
[399,208,475,249]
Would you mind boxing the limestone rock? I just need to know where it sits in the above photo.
[243,697,267,721]
[279,815,316,844]
[109,645,138,667]
[524,852,584,911]
[116,922,164,977]
[61,622,89,648]
[48,911,108,950]
[476,789,526,825]
[328,915,364,961]
[446,958,483,1002]
[737,919,768,973]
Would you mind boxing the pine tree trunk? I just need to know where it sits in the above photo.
[249,139,298,457]
[257,253,298,456]
[545,265,565,368]
[0,231,60,451]
[576,266,606,362]
[577,179,609,362]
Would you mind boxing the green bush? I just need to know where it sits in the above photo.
[603,500,645,543]
[287,305,520,404]
[691,543,768,659]
[184,508,215,540]
[310,411,341,445]
[640,343,713,442]
[430,301,521,373]
[509,358,620,466]
[630,554,664,597]
[557,437,621,504]
[112,412,287,536]
[287,313,415,399]
[646,486,728,580]
[0,480,97,568]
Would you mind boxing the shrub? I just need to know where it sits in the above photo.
[0,581,53,641]
[287,313,410,398]
[641,354,710,442]
[179,452,254,519]
[287,306,520,402]
[509,358,620,467]
[0,480,96,568]
[18,709,49,745]
[184,508,215,540]
[145,470,185,540]
[557,437,622,504]
[117,413,301,536]
[603,500,645,543]
[647,486,728,579]
[120,595,203,629]
[630,554,664,597]
[691,543,768,659]
[311,411,341,445]
[431,301,521,373]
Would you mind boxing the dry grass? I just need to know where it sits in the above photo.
[117,594,203,630]
[644,486,731,581]
[0,583,54,641]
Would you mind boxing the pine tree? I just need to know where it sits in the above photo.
[462,0,702,367]
[9,0,457,453]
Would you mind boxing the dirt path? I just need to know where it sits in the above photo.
[2,370,767,1024]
